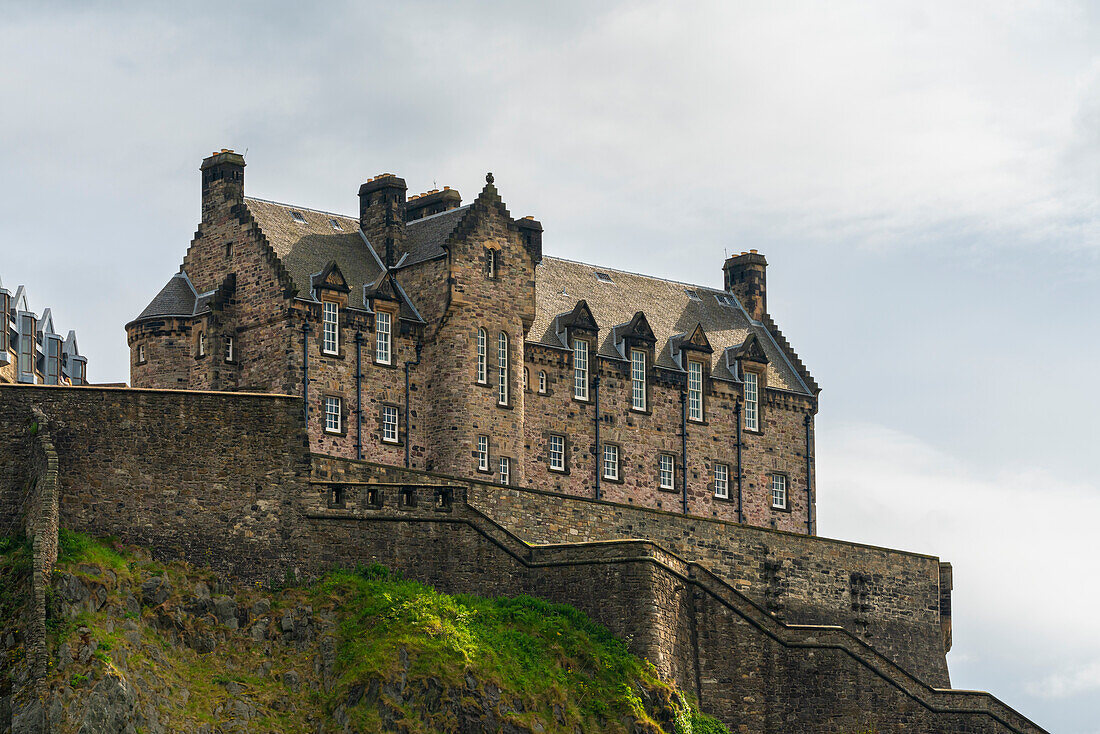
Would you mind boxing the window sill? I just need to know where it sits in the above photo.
[476,467,493,475]
[496,402,514,410]
[548,467,569,476]
[628,407,650,416]
[657,485,678,493]
[323,429,346,437]
[602,475,623,485]
[322,350,345,360]
[770,503,792,513]
[381,438,403,447]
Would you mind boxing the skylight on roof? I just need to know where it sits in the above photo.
[715,294,737,308]
[290,210,306,224]
[685,289,701,301]
[329,218,343,231]
[595,272,614,284]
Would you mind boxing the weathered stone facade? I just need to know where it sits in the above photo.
[126,152,818,535]
[0,385,1045,733]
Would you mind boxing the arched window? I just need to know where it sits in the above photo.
[497,332,509,406]
[538,370,547,393]
[476,328,487,384]
[197,330,205,357]
[523,367,529,391]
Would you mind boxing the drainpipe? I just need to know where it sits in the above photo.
[594,371,601,500]
[354,331,363,460]
[301,320,311,423]
[404,336,423,469]
[804,412,814,535]
[680,382,688,515]
[735,401,744,524]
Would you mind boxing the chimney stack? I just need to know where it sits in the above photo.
[406,187,462,222]
[200,149,246,223]
[723,250,767,321]
[515,216,543,263]
[359,174,407,268]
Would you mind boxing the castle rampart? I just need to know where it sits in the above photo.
[0,384,1044,733]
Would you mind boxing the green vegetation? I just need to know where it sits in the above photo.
[2,531,728,733]
[0,533,31,622]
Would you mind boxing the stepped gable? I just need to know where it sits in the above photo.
[530,257,811,394]
[397,205,471,268]
[243,197,385,305]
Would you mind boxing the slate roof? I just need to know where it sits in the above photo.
[134,272,199,320]
[398,206,470,268]
[244,197,385,304]
[530,257,812,395]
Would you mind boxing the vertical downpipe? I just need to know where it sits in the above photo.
[301,321,311,423]
[804,413,814,535]
[594,372,601,500]
[735,401,744,524]
[354,331,363,460]
[681,383,688,515]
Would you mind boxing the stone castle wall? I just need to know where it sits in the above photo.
[0,384,1044,733]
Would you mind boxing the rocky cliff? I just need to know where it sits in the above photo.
[0,532,726,734]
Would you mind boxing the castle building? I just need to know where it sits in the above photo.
[1,274,87,387]
[128,151,819,533]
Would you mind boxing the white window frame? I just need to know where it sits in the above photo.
[688,360,704,422]
[603,444,619,481]
[538,370,547,394]
[382,405,399,444]
[714,463,729,499]
[499,457,510,485]
[322,301,339,355]
[375,311,392,365]
[659,454,675,490]
[487,249,497,278]
[771,474,788,509]
[224,334,234,363]
[137,344,145,363]
[324,396,342,434]
[630,348,646,411]
[197,330,205,358]
[573,338,588,401]
[497,331,509,406]
[476,328,487,384]
[548,434,565,472]
[744,370,759,432]
[477,435,489,472]
[523,367,529,392]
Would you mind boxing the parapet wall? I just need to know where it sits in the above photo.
[0,384,310,580]
[313,455,952,688]
[0,385,1045,733]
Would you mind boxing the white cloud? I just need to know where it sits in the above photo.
[1028,660,1100,699]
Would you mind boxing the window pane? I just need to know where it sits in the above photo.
[323,301,339,354]
[659,455,674,489]
[631,350,646,410]
[382,405,398,442]
[573,339,588,400]
[498,332,508,405]
[549,435,564,470]
[603,444,618,480]
[744,372,758,431]
[478,435,489,471]
[325,397,341,433]
[771,474,787,508]
[688,361,703,421]
[376,312,391,363]
[476,328,486,383]
[714,464,728,498]
[499,457,509,485]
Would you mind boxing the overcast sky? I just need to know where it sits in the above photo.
[2,2,1097,730]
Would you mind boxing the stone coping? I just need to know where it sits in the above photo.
[0,383,299,399]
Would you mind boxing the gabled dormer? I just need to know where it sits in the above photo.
[612,311,656,357]
[38,308,63,385]
[12,286,36,383]
[63,330,87,385]
[311,260,350,302]
[0,274,9,362]
[554,300,599,348]
[724,332,769,380]
[669,322,713,370]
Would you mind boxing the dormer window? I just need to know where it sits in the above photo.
[290,210,306,224]
[17,313,35,382]
[375,311,392,365]
[715,294,736,308]
[595,272,614,284]
[631,349,646,411]
[687,360,704,422]
[743,370,759,431]
[573,339,589,401]
[0,291,8,357]
[685,289,701,301]
[322,301,339,355]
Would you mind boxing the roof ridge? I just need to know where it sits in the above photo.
[244,196,357,221]
[543,256,725,294]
